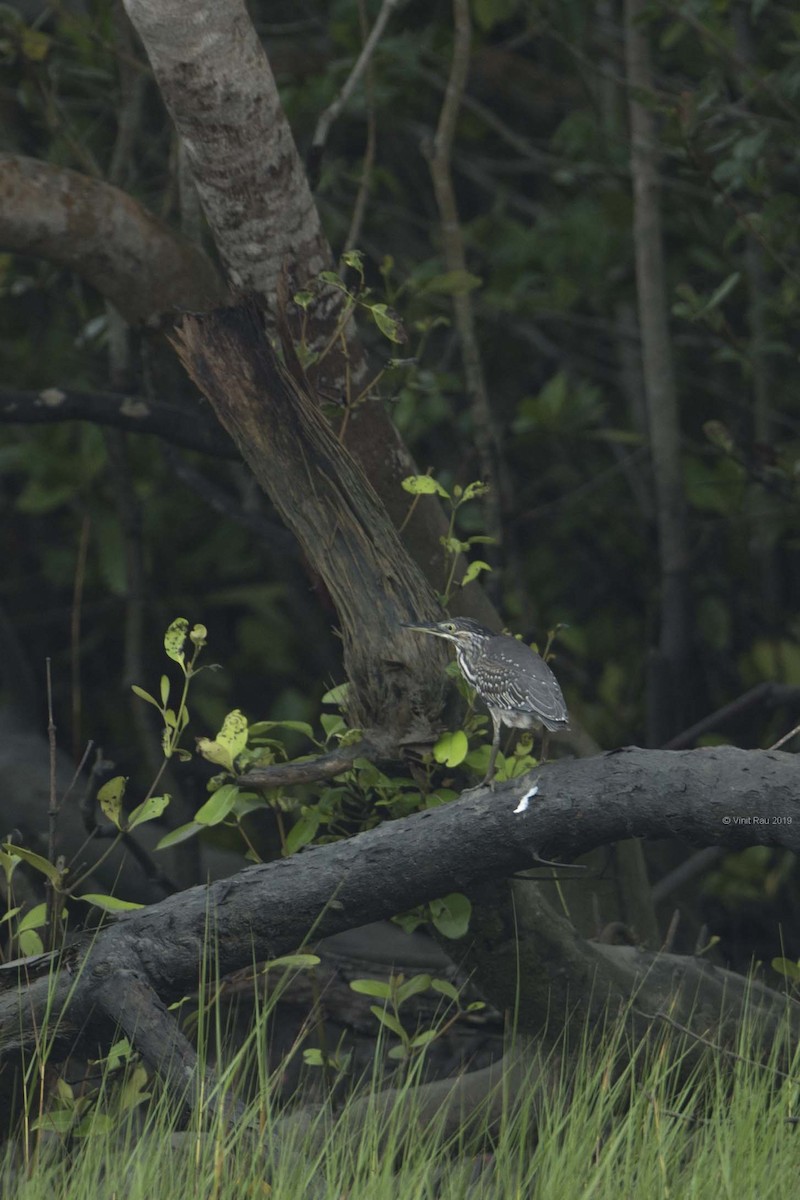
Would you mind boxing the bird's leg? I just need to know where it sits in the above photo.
[483,713,502,791]
[540,730,550,763]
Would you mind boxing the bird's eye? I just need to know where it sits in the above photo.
[444,622,456,632]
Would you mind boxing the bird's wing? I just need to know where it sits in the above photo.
[476,639,569,729]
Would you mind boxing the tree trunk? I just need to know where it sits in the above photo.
[625,0,690,744]
[122,0,499,626]
[171,299,444,732]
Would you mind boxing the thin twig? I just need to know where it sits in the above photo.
[423,0,506,560]
[70,514,91,761]
[310,0,401,185]
[769,720,800,751]
[344,0,379,253]
[45,660,58,867]
[636,1008,800,1083]
[663,681,800,750]
[45,659,62,953]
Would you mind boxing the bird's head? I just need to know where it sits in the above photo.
[401,617,493,650]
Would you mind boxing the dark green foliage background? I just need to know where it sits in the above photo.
[1,1,800,952]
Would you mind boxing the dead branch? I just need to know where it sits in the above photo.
[2,745,799,1085]
[0,386,237,458]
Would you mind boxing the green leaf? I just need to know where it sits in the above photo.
[212,709,248,768]
[30,1110,75,1135]
[159,675,170,707]
[231,791,265,818]
[77,894,144,912]
[283,812,320,855]
[430,892,472,939]
[460,560,491,587]
[321,713,346,738]
[401,475,449,498]
[341,248,364,272]
[433,730,469,767]
[131,685,160,710]
[772,956,800,982]
[194,783,240,826]
[430,978,461,1003]
[97,776,127,829]
[127,793,170,831]
[318,270,348,289]
[19,929,44,956]
[369,1006,407,1039]
[155,821,203,850]
[422,269,482,295]
[90,1038,134,1071]
[396,974,432,1004]
[18,902,48,933]
[2,843,61,886]
[321,682,350,706]
[350,978,392,999]
[303,1048,325,1066]
[264,954,321,971]
[461,480,490,501]
[368,302,407,344]
[247,719,315,739]
[164,617,189,665]
[409,1029,439,1050]
[0,849,20,885]
[20,28,51,62]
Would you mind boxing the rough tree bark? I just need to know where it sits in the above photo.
[121,0,499,624]
[170,299,444,731]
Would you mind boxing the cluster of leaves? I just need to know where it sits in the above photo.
[400,474,493,605]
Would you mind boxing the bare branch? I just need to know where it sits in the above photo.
[424,1,505,556]
[309,0,401,186]
[240,741,369,789]
[0,155,226,324]
[0,386,238,458]
[2,744,799,1064]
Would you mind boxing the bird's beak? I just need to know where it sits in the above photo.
[400,621,444,637]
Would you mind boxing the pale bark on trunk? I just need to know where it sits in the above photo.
[122,0,499,624]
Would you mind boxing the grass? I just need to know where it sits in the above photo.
[2,963,799,1199]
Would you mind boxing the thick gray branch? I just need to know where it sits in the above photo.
[0,155,225,324]
[123,0,329,302]
[2,745,798,1066]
